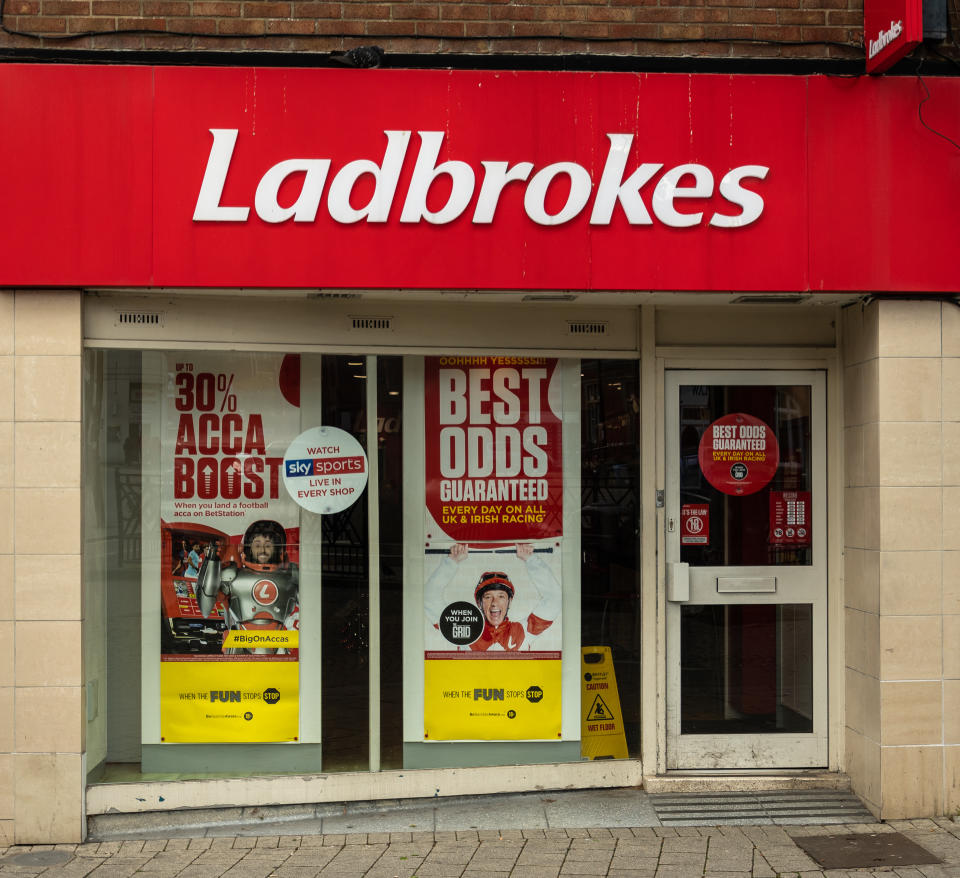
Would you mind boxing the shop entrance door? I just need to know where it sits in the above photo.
[664,370,827,769]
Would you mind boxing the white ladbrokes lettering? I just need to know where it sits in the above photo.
[194,129,769,229]
[868,20,904,58]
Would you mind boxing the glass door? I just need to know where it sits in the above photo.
[664,370,827,769]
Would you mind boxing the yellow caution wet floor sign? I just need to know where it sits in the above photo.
[580,646,628,759]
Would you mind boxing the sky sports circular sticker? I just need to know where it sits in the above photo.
[282,426,368,514]
[698,412,779,496]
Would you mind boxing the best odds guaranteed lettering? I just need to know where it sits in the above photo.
[436,357,552,524]
[709,422,768,462]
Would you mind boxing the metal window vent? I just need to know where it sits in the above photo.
[350,316,393,331]
[308,292,362,300]
[115,310,164,327]
[522,294,578,302]
[731,294,810,305]
[567,321,608,336]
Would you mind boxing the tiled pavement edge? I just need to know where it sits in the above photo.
[3,820,960,878]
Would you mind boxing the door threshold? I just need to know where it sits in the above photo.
[644,770,849,794]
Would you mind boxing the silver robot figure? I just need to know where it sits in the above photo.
[197,519,299,655]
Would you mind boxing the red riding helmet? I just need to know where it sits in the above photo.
[474,571,515,605]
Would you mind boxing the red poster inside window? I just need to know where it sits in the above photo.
[681,504,710,545]
[769,491,811,545]
[424,356,563,542]
[698,413,779,496]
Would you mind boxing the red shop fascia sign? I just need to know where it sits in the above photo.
[0,66,956,293]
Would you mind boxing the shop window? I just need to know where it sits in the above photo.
[580,360,641,757]
[83,350,640,780]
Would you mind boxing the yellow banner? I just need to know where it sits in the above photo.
[580,646,628,759]
[161,659,298,743]
[425,656,561,740]
[222,629,299,650]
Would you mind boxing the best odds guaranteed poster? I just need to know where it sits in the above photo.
[159,353,302,743]
[423,356,563,740]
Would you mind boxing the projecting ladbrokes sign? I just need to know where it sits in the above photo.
[194,129,770,230]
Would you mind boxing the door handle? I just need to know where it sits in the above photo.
[666,562,690,602]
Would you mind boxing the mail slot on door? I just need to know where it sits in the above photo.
[716,577,777,594]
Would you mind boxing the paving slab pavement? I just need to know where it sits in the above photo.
[4,818,960,878]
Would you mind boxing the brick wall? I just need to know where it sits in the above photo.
[0,0,872,59]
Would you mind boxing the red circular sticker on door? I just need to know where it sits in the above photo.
[698,413,780,496]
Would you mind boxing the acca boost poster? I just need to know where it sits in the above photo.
[423,356,564,741]
[159,353,303,743]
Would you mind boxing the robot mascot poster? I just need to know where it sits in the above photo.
[423,356,564,741]
[159,353,303,743]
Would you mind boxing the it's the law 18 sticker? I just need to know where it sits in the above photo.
[681,503,710,545]
[698,413,779,496]
[282,426,368,514]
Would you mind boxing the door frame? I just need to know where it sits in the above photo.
[663,369,827,769]
[645,343,845,777]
